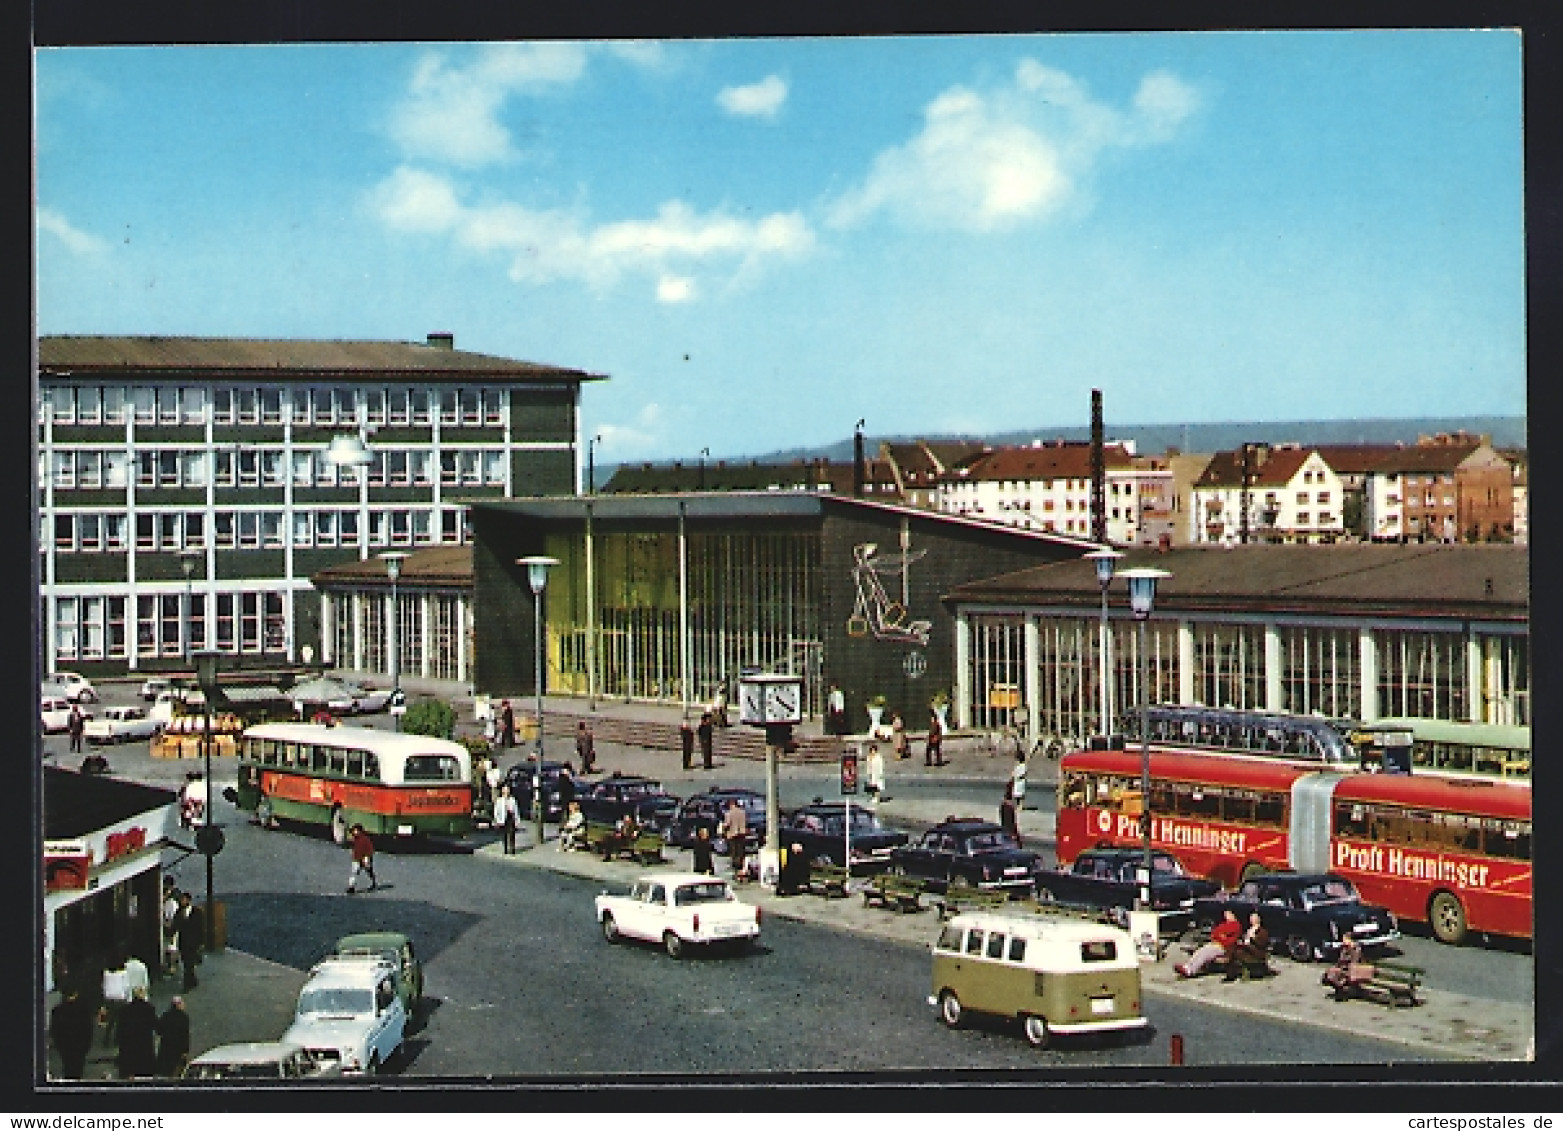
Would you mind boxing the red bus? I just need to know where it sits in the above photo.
[1057,747,1531,945]
[233,723,474,844]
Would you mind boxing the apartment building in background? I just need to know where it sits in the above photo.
[1190,444,1345,544]
[37,332,602,676]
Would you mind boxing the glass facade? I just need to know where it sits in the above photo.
[544,529,823,711]
[1281,625,1361,719]
[1191,622,1266,710]
[1375,628,1469,722]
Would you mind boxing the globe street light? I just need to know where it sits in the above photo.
[1083,547,1123,740]
[1118,566,1170,913]
[379,552,409,731]
[517,556,559,849]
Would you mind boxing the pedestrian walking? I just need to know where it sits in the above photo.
[123,950,150,1004]
[347,823,378,893]
[925,709,946,766]
[717,798,749,880]
[500,699,515,748]
[155,996,191,1078]
[474,753,494,810]
[826,683,847,736]
[575,720,596,775]
[697,710,714,770]
[493,784,521,854]
[175,893,204,990]
[162,882,182,977]
[691,825,716,875]
[1010,751,1029,809]
[680,720,695,770]
[98,954,130,1043]
[115,987,158,1080]
[49,985,94,1080]
[999,784,1021,847]
[67,704,86,753]
[485,758,504,813]
[864,743,885,805]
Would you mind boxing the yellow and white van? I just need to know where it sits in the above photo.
[929,911,1148,1048]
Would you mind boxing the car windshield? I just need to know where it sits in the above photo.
[673,881,732,905]
[1152,855,1186,876]
[1298,879,1359,908]
[297,987,373,1017]
[962,830,1018,852]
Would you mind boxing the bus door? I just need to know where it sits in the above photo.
[1288,773,1344,873]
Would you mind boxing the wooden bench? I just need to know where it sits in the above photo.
[934,885,1012,920]
[804,862,850,898]
[1325,960,1423,1007]
[585,823,667,865]
[863,873,928,913]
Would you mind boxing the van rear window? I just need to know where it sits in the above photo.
[1080,940,1118,962]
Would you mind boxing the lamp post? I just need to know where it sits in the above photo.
[193,651,224,950]
[1119,567,1170,913]
[517,556,559,849]
[379,552,409,731]
[1083,547,1122,739]
[587,433,602,496]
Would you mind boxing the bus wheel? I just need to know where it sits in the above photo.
[1429,891,1468,945]
[1239,862,1267,883]
[330,806,349,846]
[256,797,274,829]
[1022,1014,1051,1048]
[938,990,964,1029]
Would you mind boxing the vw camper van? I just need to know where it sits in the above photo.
[929,911,1148,1048]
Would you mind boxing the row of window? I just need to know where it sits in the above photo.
[46,447,510,491]
[42,385,510,429]
[52,591,285,661]
[48,507,467,553]
[241,739,464,783]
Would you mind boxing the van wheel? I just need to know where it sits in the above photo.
[938,989,963,1029]
[1429,891,1468,945]
[330,807,349,846]
[1022,1015,1051,1048]
[1285,935,1314,963]
[663,931,685,960]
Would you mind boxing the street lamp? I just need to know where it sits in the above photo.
[517,555,559,849]
[1118,566,1170,914]
[1083,547,1123,739]
[587,433,602,496]
[193,651,225,950]
[379,551,409,731]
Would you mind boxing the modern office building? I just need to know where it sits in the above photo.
[37,333,603,676]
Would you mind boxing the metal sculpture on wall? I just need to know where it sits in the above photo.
[846,541,931,645]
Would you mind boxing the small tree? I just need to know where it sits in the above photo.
[401,698,455,740]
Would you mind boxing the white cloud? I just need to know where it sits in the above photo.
[387,43,590,167]
[37,208,107,255]
[368,167,815,299]
[717,75,788,119]
[596,404,665,459]
[829,60,1200,232]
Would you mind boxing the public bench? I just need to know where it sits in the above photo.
[863,873,928,913]
[1325,960,1423,1007]
[584,822,667,865]
[804,862,851,898]
[933,885,1012,920]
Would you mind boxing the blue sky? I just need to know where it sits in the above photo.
[34,31,1525,463]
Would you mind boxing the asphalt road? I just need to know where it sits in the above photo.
[157,810,1469,1078]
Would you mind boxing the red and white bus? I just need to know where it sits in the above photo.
[232,723,474,844]
[1057,746,1531,945]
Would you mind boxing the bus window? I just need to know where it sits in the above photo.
[1080,939,1118,962]
[364,752,381,782]
[986,932,1007,960]
[346,749,366,779]
[328,747,347,776]
[1486,820,1530,861]
[1221,788,1256,824]
[405,754,460,781]
[1061,772,1092,809]
[1254,792,1285,827]
[1008,937,1027,963]
[935,925,962,952]
[1174,783,1220,820]
[964,930,985,956]
[1335,803,1369,838]
[311,745,331,773]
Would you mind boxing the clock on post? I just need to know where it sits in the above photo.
[737,673,803,727]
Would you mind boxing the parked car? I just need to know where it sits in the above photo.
[288,677,387,717]
[595,871,762,958]
[83,704,163,745]
[666,787,769,853]
[503,759,580,822]
[1034,847,1221,934]
[329,931,423,1020]
[889,817,1044,895]
[45,672,97,704]
[282,956,407,1075]
[1190,872,1401,962]
[574,773,681,836]
[183,1041,339,1081]
[41,696,89,735]
[776,799,909,869]
[140,677,173,702]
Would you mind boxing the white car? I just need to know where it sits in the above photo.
[282,957,407,1076]
[595,872,762,958]
[41,697,89,735]
[183,1040,339,1080]
[141,677,172,702]
[45,672,97,704]
[84,705,163,745]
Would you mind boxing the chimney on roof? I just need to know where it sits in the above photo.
[427,331,455,350]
